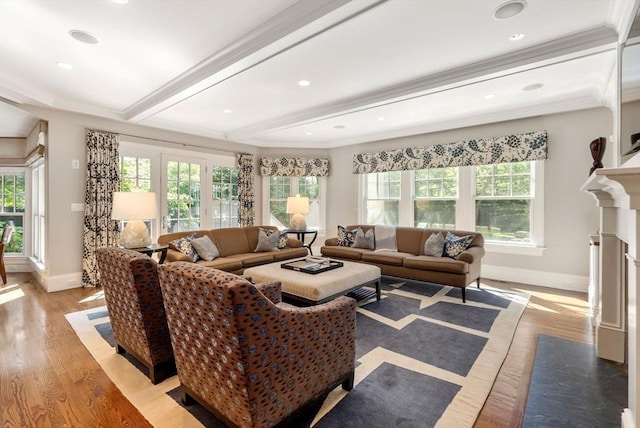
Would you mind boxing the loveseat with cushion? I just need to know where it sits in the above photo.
[321,225,485,302]
[157,226,308,274]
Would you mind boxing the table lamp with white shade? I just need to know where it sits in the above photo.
[286,193,310,231]
[111,191,157,248]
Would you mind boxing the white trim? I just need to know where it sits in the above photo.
[622,408,636,428]
[32,270,83,293]
[482,264,588,292]
[484,242,545,256]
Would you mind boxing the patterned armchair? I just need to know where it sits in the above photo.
[157,262,356,428]
[95,247,175,384]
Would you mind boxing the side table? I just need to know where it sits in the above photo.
[131,243,169,264]
[286,229,318,255]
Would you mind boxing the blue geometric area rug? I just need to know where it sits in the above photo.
[65,277,529,428]
[523,334,627,428]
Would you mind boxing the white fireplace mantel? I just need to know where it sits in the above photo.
[581,164,640,428]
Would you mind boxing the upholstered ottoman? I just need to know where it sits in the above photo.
[244,259,381,305]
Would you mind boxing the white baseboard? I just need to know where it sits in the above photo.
[622,409,636,428]
[4,257,33,273]
[482,264,589,292]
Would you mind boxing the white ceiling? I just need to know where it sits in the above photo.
[0,0,638,147]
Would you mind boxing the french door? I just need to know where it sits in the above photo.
[160,155,207,235]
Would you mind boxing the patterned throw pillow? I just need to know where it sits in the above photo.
[277,232,288,249]
[337,225,357,247]
[443,232,475,258]
[352,228,375,250]
[423,232,445,257]
[189,235,219,261]
[169,233,199,262]
[254,228,280,252]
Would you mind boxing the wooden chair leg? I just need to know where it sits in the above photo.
[0,261,6,284]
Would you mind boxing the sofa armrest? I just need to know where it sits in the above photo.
[255,281,282,304]
[165,248,193,262]
[324,237,338,246]
[287,238,303,248]
[457,246,486,263]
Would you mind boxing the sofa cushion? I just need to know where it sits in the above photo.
[352,228,375,250]
[210,228,252,256]
[423,232,445,257]
[168,233,199,262]
[190,235,219,261]
[320,245,367,260]
[362,251,415,266]
[195,257,243,272]
[395,227,428,255]
[403,255,469,274]
[272,246,309,261]
[337,225,357,247]
[443,232,475,258]
[227,253,275,267]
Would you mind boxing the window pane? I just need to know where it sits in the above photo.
[414,200,456,229]
[366,200,398,225]
[211,166,239,228]
[475,199,531,242]
[269,201,288,228]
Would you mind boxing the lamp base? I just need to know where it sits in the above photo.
[289,214,307,231]
[119,220,151,248]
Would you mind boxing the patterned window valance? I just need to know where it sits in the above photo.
[352,130,548,174]
[260,157,329,176]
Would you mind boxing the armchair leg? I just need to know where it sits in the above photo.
[180,385,194,405]
[461,287,466,303]
[342,369,355,391]
[477,277,481,288]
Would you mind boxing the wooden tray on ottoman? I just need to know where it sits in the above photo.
[281,258,343,274]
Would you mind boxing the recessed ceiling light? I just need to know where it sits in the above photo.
[484,94,496,99]
[69,29,100,45]
[334,125,345,129]
[494,0,527,20]
[510,33,525,41]
[523,83,544,91]
[305,132,313,136]
[377,117,385,121]
[56,62,73,70]
[223,109,232,113]
[112,0,128,3]
[298,80,311,87]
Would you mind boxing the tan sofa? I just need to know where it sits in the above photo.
[321,225,485,302]
[158,226,308,275]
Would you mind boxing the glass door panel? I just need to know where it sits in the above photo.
[162,156,203,234]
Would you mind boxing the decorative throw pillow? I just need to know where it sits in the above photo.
[337,225,357,247]
[189,235,219,261]
[423,232,445,257]
[169,233,199,262]
[443,232,475,258]
[277,232,288,249]
[352,228,375,250]
[254,228,280,252]
[374,225,397,251]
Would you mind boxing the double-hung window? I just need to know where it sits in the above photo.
[413,167,457,229]
[264,176,325,231]
[474,161,541,246]
[363,171,401,225]
[359,160,543,251]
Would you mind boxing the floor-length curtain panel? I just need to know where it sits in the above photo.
[237,153,255,227]
[82,129,120,287]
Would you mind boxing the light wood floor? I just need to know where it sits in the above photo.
[1,272,595,427]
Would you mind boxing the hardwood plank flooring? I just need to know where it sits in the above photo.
[0,273,595,427]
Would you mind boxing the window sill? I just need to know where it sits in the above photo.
[484,242,545,256]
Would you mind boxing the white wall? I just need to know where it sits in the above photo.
[327,108,613,290]
[18,104,612,292]
[22,106,259,291]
